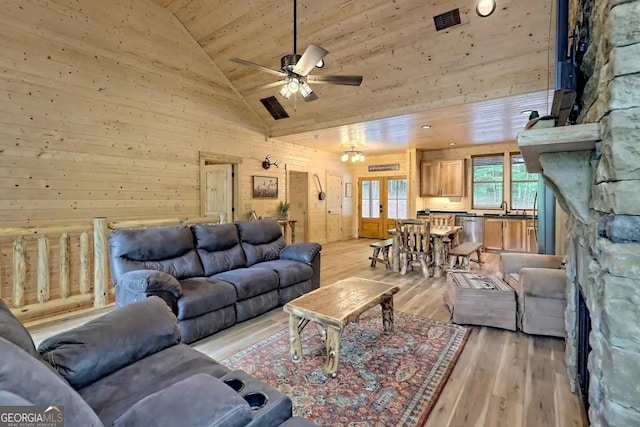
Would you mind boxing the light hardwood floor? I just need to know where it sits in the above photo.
[27,239,585,427]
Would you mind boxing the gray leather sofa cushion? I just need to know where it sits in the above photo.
[250,260,313,288]
[236,220,286,265]
[109,225,203,281]
[0,299,39,358]
[176,278,237,320]
[193,224,247,275]
[0,337,103,426]
[113,373,252,427]
[213,268,279,300]
[39,297,181,389]
[79,344,231,426]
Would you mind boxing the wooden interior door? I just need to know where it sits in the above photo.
[204,164,233,222]
[359,178,383,238]
[326,173,342,242]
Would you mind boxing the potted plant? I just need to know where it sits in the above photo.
[277,200,291,220]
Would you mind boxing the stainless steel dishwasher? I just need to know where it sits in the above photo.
[455,215,484,243]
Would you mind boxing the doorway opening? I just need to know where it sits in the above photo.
[358,176,407,238]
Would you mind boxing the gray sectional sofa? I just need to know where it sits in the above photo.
[108,219,322,343]
[0,297,314,427]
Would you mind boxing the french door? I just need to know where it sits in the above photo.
[358,177,407,238]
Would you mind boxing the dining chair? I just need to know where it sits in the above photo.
[430,214,458,258]
[395,218,433,278]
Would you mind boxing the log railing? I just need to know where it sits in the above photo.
[0,224,96,321]
[1,216,220,322]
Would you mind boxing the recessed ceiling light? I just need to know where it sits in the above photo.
[520,109,534,115]
[421,124,432,129]
[448,142,457,146]
[475,0,496,17]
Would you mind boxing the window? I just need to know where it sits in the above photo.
[387,179,407,219]
[360,179,380,218]
[472,155,504,209]
[511,154,538,209]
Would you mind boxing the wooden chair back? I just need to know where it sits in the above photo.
[395,218,432,278]
[431,214,455,228]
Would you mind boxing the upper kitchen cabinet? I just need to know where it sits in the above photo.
[420,160,465,197]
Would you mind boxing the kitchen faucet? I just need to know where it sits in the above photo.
[500,200,508,216]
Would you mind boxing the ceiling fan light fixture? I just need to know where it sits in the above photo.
[475,0,496,17]
[300,82,313,98]
[316,59,325,69]
[279,85,292,99]
[341,146,365,163]
[286,77,300,93]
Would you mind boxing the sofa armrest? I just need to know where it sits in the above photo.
[38,297,181,389]
[500,253,564,276]
[279,242,322,264]
[113,374,252,427]
[520,268,567,300]
[116,270,182,298]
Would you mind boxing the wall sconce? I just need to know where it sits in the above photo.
[341,146,365,163]
[476,0,496,17]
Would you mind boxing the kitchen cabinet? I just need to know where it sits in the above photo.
[484,218,505,251]
[483,217,533,252]
[420,160,464,197]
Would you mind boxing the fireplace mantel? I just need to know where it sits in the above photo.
[516,123,600,173]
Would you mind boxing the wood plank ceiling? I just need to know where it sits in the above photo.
[151,0,556,154]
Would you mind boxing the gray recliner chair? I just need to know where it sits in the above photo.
[0,297,314,427]
[500,253,567,338]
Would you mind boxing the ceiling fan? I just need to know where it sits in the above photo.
[230,0,363,110]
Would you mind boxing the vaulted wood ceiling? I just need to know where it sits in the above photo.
[151,0,556,153]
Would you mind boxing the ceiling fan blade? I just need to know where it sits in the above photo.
[244,80,287,93]
[230,57,287,77]
[292,44,329,76]
[303,91,319,102]
[307,75,363,86]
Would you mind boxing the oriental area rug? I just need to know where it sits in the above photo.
[222,308,470,426]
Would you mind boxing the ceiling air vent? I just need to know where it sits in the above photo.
[433,9,461,31]
[260,96,289,120]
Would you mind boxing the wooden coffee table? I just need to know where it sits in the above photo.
[283,277,400,377]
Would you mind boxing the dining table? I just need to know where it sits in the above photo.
[388,225,462,278]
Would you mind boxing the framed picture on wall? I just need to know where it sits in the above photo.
[345,182,352,198]
[252,176,278,198]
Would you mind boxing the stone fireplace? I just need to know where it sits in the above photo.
[518,1,640,425]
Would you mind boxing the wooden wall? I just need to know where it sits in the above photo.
[0,0,351,306]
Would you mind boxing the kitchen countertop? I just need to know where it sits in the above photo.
[417,210,535,220]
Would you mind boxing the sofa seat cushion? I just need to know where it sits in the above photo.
[212,268,279,301]
[250,260,313,288]
[177,278,237,320]
[520,268,567,300]
[79,344,231,426]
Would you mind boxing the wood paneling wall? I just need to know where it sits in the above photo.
[0,0,351,304]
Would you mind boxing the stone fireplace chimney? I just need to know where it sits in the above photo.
[517,1,640,425]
